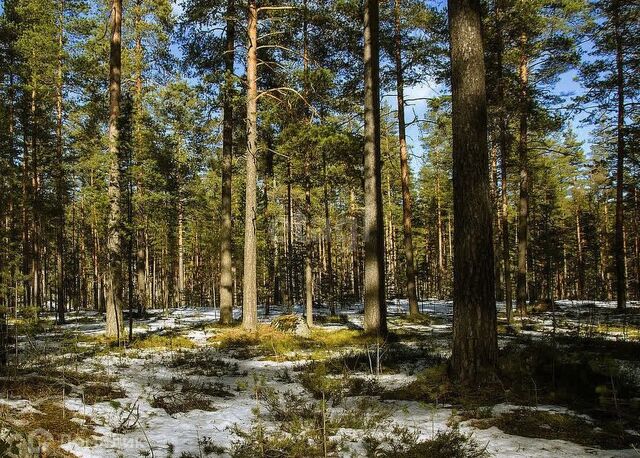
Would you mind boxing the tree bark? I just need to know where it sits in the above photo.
[448,0,497,384]
[393,0,419,316]
[322,150,335,314]
[55,0,66,324]
[133,0,147,316]
[516,32,529,312]
[105,0,124,340]
[285,159,294,311]
[177,192,184,306]
[350,188,360,300]
[303,4,313,327]
[219,0,235,324]
[613,0,626,309]
[363,0,387,336]
[495,0,512,322]
[242,0,258,330]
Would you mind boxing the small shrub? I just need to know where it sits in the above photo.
[363,426,488,458]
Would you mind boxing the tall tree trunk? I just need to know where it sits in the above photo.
[303,4,313,327]
[242,0,258,330]
[350,188,360,300]
[393,0,418,316]
[304,162,313,327]
[55,0,66,324]
[363,0,387,336]
[285,159,294,311]
[516,33,529,312]
[496,0,512,322]
[265,144,276,313]
[575,207,584,298]
[105,0,124,340]
[448,0,497,384]
[322,150,335,314]
[31,84,42,313]
[177,192,184,306]
[613,0,626,309]
[133,0,147,316]
[436,176,444,298]
[219,0,235,324]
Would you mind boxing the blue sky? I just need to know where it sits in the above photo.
[393,69,592,169]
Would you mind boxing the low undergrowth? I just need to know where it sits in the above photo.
[382,337,640,449]
[168,349,245,377]
[151,392,216,416]
[490,408,638,449]
[230,381,396,457]
[363,426,488,458]
[209,325,382,360]
[130,332,196,350]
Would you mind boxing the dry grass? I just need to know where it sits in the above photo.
[13,400,98,455]
[151,392,216,415]
[82,382,126,405]
[130,333,196,350]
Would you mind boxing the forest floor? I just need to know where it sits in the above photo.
[1,299,640,457]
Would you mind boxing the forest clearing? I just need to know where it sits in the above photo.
[1,301,639,456]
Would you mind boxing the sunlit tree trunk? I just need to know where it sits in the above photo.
[105,0,124,340]
[219,0,235,324]
[242,0,258,330]
[393,0,418,316]
[303,5,313,327]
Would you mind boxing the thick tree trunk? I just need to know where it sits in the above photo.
[613,0,626,310]
[393,0,419,316]
[448,0,497,384]
[105,0,124,340]
[219,0,235,324]
[516,33,529,312]
[363,0,387,336]
[242,0,258,330]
